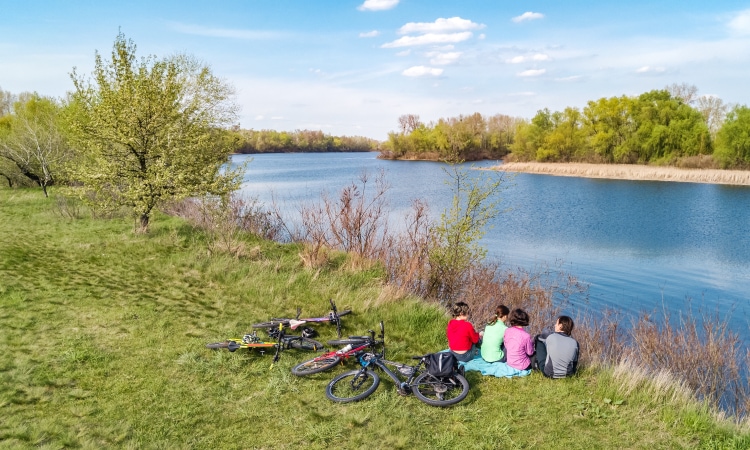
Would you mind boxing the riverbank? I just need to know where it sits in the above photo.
[492,162,750,186]
[2,187,748,447]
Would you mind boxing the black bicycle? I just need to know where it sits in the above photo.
[325,322,470,407]
[251,299,351,338]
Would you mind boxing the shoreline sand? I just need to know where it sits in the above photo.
[490,162,750,186]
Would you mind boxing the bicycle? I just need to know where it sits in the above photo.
[251,299,352,338]
[325,322,470,407]
[206,325,325,368]
[291,328,383,377]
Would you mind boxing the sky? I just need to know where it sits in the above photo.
[2,0,750,140]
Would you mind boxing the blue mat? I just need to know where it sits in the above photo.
[458,354,531,378]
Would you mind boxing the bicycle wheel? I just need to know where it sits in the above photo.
[326,369,380,403]
[205,341,230,349]
[412,372,470,407]
[291,355,342,376]
[251,320,288,329]
[288,337,325,351]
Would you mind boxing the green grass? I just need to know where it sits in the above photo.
[1,187,748,449]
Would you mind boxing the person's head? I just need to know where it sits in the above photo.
[489,304,510,324]
[508,308,529,327]
[556,315,574,334]
[451,302,470,318]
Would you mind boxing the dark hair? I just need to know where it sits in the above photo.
[488,304,510,325]
[557,315,574,334]
[451,302,470,318]
[508,308,529,327]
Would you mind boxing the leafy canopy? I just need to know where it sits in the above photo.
[67,32,242,231]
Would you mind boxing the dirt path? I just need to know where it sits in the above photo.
[489,162,750,186]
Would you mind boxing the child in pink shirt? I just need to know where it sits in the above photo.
[504,308,534,370]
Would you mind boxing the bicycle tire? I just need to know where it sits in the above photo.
[412,372,470,407]
[205,341,230,349]
[291,355,342,376]
[326,369,380,403]
[251,320,288,329]
[288,336,325,351]
[326,339,369,346]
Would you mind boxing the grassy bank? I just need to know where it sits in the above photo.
[1,188,748,449]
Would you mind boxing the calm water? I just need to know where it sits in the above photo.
[231,152,750,340]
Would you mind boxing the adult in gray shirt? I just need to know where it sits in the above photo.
[534,316,579,378]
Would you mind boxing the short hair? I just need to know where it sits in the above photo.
[508,308,529,327]
[557,315,574,334]
[451,302,470,318]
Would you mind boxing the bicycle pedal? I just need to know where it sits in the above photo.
[397,388,410,396]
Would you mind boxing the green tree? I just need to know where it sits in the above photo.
[537,107,588,162]
[428,164,504,305]
[582,96,635,163]
[0,93,71,196]
[715,105,750,168]
[67,32,241,231]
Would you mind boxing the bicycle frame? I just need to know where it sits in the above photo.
[255,299,350,338]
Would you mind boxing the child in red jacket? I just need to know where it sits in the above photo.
[446,302,483,362]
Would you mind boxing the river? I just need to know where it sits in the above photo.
[230,152,750,342]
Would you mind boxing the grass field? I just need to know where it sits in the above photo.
[1,188,748,449]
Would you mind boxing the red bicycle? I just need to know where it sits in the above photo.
[291,328,382,376]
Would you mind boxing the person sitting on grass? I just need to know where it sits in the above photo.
[534,315,579,378]
[480,304,509,363]
[504,308,535,371]
[446,301,483,363]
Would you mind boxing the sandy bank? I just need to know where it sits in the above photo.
[490,162,750,186]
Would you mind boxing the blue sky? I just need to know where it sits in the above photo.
[2,0,750,140]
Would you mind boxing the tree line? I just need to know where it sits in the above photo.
[382,83,750,169]
[380,112,524,162]
[231,128,378,153]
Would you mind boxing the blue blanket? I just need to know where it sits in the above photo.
[459,355,531,378]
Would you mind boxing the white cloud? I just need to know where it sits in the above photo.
[169,22,283,39]
[402,66,444,77]
[728,9,750,35]
[517,69,546,77]
[635,66,666,74]
[425,51,463,65]
[397,17,485,34]
[358,0,399,11]
[396,50,411,56]
[359,30,380,38]
[507,54,551,64]
[255,115,265,120]
[555,75,584,82]
[382,32,473,48]
[512,12,544,23]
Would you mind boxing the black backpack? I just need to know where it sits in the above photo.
[425,352,457,378]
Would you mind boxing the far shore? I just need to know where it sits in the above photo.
[489,162,750,186]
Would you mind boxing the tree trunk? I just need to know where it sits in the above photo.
[138,213,150,233]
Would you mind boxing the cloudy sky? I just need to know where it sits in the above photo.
[2,0,750,139]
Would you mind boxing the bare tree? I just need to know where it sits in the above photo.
[397,114,422,134]
[695,95,728,136]
[665,82,699,104]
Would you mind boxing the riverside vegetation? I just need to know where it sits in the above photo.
[2,187,750,449]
